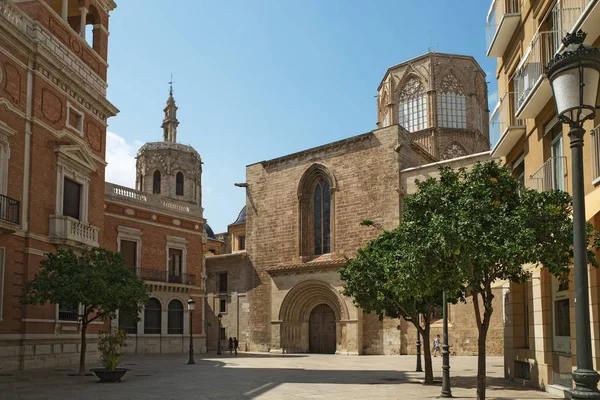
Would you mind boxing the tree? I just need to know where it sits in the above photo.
[340,224,447,385]
[21,248,150,375]
[409,161,600,400]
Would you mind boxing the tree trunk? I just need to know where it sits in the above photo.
[474,289,494,400]
[78,322,87,376]
[422,323,433,385]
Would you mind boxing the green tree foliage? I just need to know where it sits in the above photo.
[21,248,150,375]
[408,161,599,400]
[340,224,445,385]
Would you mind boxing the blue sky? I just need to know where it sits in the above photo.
[104,0,497,233]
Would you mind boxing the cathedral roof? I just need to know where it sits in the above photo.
[204,223,218,240]
[231,206,246,226]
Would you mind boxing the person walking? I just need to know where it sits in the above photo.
[228,337,233,355]
[432,334,441,357]
[233,337,239,356]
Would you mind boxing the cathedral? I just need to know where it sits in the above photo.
[205,52,505,356]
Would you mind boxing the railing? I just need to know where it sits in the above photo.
[49,215,99,247]
[529,157,567,191]
[591,124,600,182]
[515,30,560,111]
[486,0,520,50]
[106,182,199,216]
[0,0,24,30]
[0,194,20,225]
[552,0,594,42]
[129,267,196,286]
[489,91,524,148]
[58,304,78,322]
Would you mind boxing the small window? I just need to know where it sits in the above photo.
[153,170,161,194]
[218,272,228,293]
[512,155,525,188]
[167,300,184,334]
[120,240,137,269]
[219,299,227,313]
[63,178,81,220]
[238,236,245,251]
[66,104,84,134]
[144,298,161,334]
[59,302,78,321]
[168,248,183,284]
[176,172,184,196]
[209,249,216,255]
[118,310,138,334]
[0,249,4,320]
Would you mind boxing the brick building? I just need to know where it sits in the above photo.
[0,0,118,370]
[0,0,207,371]
[207,53,506,356]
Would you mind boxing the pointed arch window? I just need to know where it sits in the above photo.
[153,170,161,194]
[176,172,184,196]
[313,179,331,255]
[437,73,467,129]
[398,77,428,132]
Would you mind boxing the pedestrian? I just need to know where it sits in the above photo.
[228,337,233,355]
[432,334,441,357]
[234,337,239,356]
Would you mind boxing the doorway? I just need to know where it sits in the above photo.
[309,304,336,354]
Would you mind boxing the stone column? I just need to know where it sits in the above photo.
[79,7,88,39]
[61,0,69,21]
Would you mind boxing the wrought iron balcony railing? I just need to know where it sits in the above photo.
[0,194,20,225]
[128,267,196,286]
[529,157,567,192]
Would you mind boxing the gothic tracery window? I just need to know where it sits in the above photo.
[313,179,331,255]
[398,77,428,132]
[442,142,468,160]
[437,73,467,129]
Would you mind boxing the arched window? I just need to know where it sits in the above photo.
[153,170,161,194]
[118,310,138,334]
[398,77,428,132]
[144,298,162,334]
[437,73,467,129]
[167,299,184,334]
[176,172,184,196]
[313,179,331,255]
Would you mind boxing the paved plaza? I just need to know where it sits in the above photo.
[0,353,559,400]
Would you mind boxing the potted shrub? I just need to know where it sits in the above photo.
[91,329,129,382]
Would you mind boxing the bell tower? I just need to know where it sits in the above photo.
[135,81,202,206]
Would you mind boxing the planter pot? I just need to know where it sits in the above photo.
[91,368,129,382]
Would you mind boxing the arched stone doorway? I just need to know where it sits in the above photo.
[309,304,336,354]
[275,280,349,354]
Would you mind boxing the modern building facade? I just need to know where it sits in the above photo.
[486,0,600,395]
[206,52,507,357]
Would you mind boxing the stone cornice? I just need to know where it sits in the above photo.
[254,132,374,170]
[266,258,346,275]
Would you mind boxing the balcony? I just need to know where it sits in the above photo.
[486,0,521,58]
[129,267,196,286]
[0,194,20,233]
[514,30,559,119]
[49,215,99,247]
[529,157,567,191]
[555,0,600,48]
[489,91,526,157]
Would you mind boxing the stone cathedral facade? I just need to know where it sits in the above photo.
[206,52,506,356]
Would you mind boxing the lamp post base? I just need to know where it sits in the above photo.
[416,338,423,372]
[571,369,600,399]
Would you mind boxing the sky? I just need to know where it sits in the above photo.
[104,0,497,233]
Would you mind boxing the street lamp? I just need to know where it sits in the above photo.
[546,29,600,400]
[441,291,452,398]
[187,298,195,365]
[217,313,222,355]
[415,314,423,372]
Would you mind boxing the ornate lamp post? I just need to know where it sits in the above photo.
[217,313,223,355]
[187,298,195,365]
[416,314,423,372]
[546,29,600,400]
[441,291,452,398]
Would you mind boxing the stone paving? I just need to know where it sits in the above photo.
[0,352,559,400]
